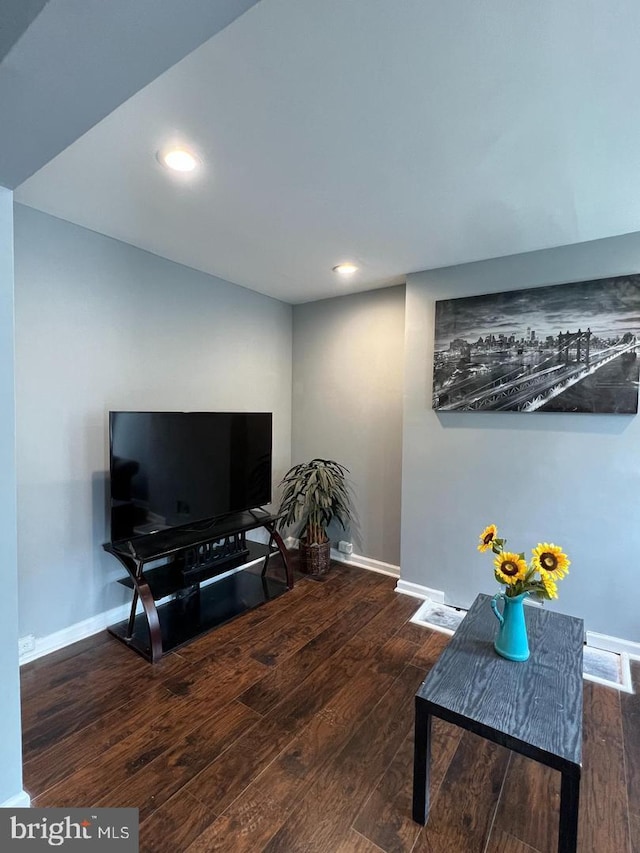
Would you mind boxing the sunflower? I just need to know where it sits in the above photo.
[540,573,558,600]
[478,524,498,552]
[532,543,570,580]
[494,551,528,585]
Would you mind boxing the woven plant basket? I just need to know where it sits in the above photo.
[299,539,331,576]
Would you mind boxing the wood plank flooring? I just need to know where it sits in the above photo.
[20,561,638,852]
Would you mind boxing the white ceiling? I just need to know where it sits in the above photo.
[15,0,640,304]
[0,0,260,187]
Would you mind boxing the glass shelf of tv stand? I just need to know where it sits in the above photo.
[106,509,280,563]
[109,562,289,660]
[115,539,275,601]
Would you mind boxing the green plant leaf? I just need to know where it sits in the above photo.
[276,458,353,542]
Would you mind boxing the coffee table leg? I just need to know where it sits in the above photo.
[558,770,580,853]
[412,699,432,824]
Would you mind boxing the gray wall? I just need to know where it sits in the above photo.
[0,187,23,804]
[292,286,405,564]
[14,204,292,640]
[402,232,640,641]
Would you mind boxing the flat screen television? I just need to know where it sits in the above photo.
[109,411,272,543]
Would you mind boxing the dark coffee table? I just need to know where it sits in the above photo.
[412,593,583,853]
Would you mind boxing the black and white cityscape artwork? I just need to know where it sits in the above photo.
[432,274,640,413]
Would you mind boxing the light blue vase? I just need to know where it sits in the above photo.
[491,591,530,661]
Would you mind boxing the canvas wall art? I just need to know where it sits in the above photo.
[432,274,640,413]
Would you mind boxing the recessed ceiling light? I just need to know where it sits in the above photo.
[157,147,199,173]
[332,263,358,276]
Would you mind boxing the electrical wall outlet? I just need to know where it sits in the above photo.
[18,635,36,657]
[338,540,353,555]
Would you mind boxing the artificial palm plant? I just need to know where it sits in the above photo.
[277,458,352,574]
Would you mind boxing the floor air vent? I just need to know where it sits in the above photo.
[410,599,466,635]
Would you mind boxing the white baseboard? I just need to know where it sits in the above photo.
[1,790,31,808]
[285,537,400,578]
[19,603,132,665]
[29,555,640,670]
[586,630,640,659]
[394,579,445,603]
[18,559,262,666]
[330,549,400,578]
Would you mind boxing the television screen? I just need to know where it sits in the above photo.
[109,411,272,543]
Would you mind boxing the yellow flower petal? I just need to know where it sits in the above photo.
[478,524,498,552]
[532,543,570,580]
[494,551,528,585]
[540,573,559,599]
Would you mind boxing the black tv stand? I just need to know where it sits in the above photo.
[103,510,293,663]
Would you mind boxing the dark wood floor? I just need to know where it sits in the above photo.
[20,561,640,852]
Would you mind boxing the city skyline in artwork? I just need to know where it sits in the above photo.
[432,274,640,414]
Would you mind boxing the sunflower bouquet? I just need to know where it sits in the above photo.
[477,524,570,600]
